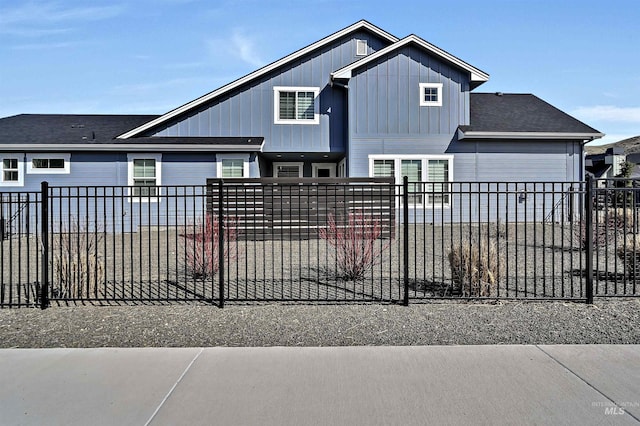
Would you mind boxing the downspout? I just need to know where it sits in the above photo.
[330,78,349,176]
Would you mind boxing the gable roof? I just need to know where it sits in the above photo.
[458,93,604,141]
[331,34,489,86]
[118,20,399,139]
[0,114,263,151]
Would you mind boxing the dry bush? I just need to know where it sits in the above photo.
[448,239,504,297]
[318,211,392,281]
[616,235,640,279]
[180,214,238,279]
[52,219,105,299]
[577,208,636,249]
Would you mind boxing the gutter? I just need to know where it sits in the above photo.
[457,129,606,141]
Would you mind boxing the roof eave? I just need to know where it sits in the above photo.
[117,20,399,139]
[331,35,489,84]
[0,144,263,152]
[457,129,605,141]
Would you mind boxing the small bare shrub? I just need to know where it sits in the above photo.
[53,218,105,299]
[318,211,391,281]
[448,239,504,297]
[577,208,636,248]
[617,236,640,279]
[181,214,238,279]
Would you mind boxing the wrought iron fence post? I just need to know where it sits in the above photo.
[585,176,594,304]
[402,176,409,306]
[40,181,49,309]
[218,180,225,308]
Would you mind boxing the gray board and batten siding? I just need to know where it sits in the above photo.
[145,31,393,154]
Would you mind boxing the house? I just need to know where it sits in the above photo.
[586,147,626,181]
[0,20,603,204]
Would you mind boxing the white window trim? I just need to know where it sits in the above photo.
[368,154,454,208]
[273,162,304,178]
[273,86,320,125]
[216,153,250,178]
[337,158,347,177]
[312,163,336,178]
[127,153,162,203]
[0,154,24,187]
[26,153,71,174]
[419,83,443,107]
[356,39,368,56]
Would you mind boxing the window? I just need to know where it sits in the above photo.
[273,86,320,124]
[401,160,423,204]
[0,155,23,187]
[26,153,70,174]
[356,39,368,56]
[427,159,450,204]
[127,154,161,201]
[419,83,443,107]
[369,155,453,207]
[216,154,249,179]
[273,162,303,178]
[372,159,394,178]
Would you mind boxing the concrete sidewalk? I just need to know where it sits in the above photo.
[0,346,638,425]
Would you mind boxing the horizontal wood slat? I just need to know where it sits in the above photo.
[206,178,396,240]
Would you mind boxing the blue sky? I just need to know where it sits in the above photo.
[0,0,638,145]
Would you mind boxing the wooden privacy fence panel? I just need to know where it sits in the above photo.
[206,178,396,240]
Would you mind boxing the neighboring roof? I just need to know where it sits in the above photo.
[0,114,263,152]
[331,34,489,86]
[458,93,604,140]
[0,114,159,145]
[118,20,399,139]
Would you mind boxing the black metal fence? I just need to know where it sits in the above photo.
[1,177,639,308]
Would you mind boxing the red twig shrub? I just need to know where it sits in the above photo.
[181,214,238,279]
[318,211,391,281]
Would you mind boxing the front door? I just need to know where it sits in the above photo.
[312,163,336,178]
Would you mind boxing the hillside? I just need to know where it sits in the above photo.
[585,135,640,155]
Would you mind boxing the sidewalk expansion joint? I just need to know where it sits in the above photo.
[144,348,204,426]
[535,345,640,424]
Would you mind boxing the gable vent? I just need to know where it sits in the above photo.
[356,39,368,56]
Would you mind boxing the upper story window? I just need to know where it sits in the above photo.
[26,153,70,174]
[0,154,23,187]
[127,153,162,202]
[419,83,443,107]
[356,39,368,56]
[273,86,320,125]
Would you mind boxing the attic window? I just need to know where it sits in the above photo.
[419,83,443,107]
[356,39,368,56]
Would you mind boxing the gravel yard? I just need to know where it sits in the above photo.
[1,298,638,348]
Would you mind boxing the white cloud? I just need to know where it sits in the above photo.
[0,2,124,37]
[586,133,637,146]
[208,29,266,68]
[572,105,640,123]
[230,30,265,68]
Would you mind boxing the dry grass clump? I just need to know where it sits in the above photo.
[52,219,105,299]
[616,235,640,279]
[448,239,504,297]
[579,208,637,248]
